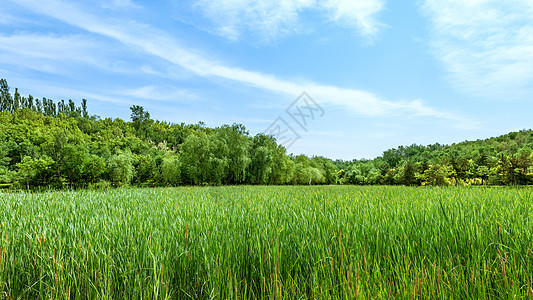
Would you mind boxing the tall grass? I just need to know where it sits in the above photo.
[1,186,532,298]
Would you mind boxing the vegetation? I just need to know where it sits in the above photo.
[1,78,532,189]
[335,133,533,186]
[1,186,532,298]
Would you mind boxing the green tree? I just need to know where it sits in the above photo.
[85,154,106,184]
[422,164,456,186]
[130,105,153,137]
[215,124,251,184]
[81,99,88,118]
[396,160,417,186]
[13,88,20,111]
[311,157,337,184]
[61,144,90,189]
[270,146,295,185]
[248,134,277,184]
[16,156,54,189]
[107,151,135,186]
[0,79,12,112]
[180,132,211,185]
[207,134,229,185]
[161,155,181,186]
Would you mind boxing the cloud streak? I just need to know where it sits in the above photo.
[7,0,461,122]
[422,0,533,101]
[0,33,162,77]
[0,33,105,73]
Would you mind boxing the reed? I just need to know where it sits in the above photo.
[1,186,532,299]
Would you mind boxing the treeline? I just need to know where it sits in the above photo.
[335,132,533,186]
[1,79,88,118]
[0,80,337,189]
[1,78,532,189]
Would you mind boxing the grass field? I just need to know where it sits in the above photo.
[1,186,533,299]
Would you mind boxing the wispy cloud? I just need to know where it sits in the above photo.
[192,0,384,42]
[193,0,313,42]
[7,0,462,122]
[321,0,384,38]
[0,33,104,74]
[421,0,533,101]
[0,32,185,79]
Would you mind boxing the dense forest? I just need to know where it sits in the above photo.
[0,78,532,189]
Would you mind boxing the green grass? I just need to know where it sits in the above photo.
[1,186,533,299]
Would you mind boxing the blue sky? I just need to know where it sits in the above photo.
[1,0,532,160]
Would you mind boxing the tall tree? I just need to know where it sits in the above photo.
[130,105,153,137]
[215,124,251,184]
[0,79,12,112]
[180,132,211,185]
[81,99,88,118]
[248,134,277,185]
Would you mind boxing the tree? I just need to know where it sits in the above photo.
[68,99,76,114]
[500,147,533,185]
[0,79,12,112]
[161,155,181,186]
[270,146,294,185]
[81,99,88,118]
[311,157,337,185]
[180,132,211,185]
[422,164,456,186]
[35,98,42,113]
[215,124,251,184]
[130,105,153,137]
[107,151,135,186]
[396,160,417,186]
[248,134,277,184]
[476,165,491,185]
[208,134,229,185]
[84,154,106,184]
[43,128,69,182]
[61,144,90,189]
[0,167,15,185]
[27,95,34,111]
[16,156,54,189]
[13,88,20,111]
[0,142,14,185]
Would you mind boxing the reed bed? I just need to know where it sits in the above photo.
[1,186,532,299]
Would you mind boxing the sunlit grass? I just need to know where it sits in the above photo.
[1,186,533,298]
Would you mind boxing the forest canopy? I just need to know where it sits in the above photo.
[0,78,532,189]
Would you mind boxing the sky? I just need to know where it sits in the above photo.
[1,0,532,160]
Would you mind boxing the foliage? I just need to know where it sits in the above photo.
[0,78,532,189]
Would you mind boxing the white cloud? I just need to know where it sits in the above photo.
[193,0,314,41]
[321,0,384,37]
[7,0,461,122]
[192,0,384,42]
[422,0,533,100]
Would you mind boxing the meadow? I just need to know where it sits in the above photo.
[1,186,532,299]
